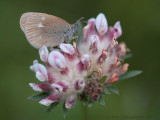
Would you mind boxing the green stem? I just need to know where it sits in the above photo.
[82,104,88,120]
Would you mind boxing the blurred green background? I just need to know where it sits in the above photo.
[0,0,160,120]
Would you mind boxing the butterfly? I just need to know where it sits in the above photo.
[20,12,82,48]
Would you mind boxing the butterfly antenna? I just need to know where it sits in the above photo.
[76,17,85,23]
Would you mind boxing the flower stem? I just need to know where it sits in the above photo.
[82,104,88,120]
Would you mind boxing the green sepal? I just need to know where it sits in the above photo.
[106,85,120,95]
[62,102,69,118]
[28,91,50,101]
[119,70,142,80]
[99,76,107,83]
[88,100,94,108]
[120,53,133,62]
[45,102,60,113]
[103,88,110,95]
[98,96,105,106]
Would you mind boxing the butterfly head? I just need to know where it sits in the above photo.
[64,17,84,43]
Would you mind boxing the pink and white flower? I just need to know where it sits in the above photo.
[29,13,129,108]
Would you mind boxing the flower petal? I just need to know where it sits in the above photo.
[51,81,68,92]
[96,13,108,35]
[89,35,99,54]
[30,61,48,81]
[48,51,66,71]
[29,83,51,91]
[114,21,122,38]
[81,54,90,65]
[74,78,85,92]
[39,93,61,106]
[116,42,126,57]
[29,83,43,91]
[65,95,76,109]
[59,44,75,55]
[39,46,49,62]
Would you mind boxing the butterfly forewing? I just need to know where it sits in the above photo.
[20,12,71,48]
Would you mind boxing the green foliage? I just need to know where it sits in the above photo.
[62,102,69,118]
[103,88,110,95]
[99,76,107,83]
[98,96,105,106]
[88,101,94,108]
[119,70,142,80]
[45,102,60,112]
[120,53,133,63]
[28,91,50,101]
[106,85,120,95]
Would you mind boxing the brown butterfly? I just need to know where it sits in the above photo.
[20,12,82,48]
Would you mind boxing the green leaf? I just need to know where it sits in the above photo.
[28,92,50,101]
[103,88,110,95]
[88,102,94,108]
[62,102,69,118]
[99,76,107,83]
[45,102,60,112]
[106,85,120,95]
[88,100,94,108]
[119,70,142,80]
[98,96,105,105]
[120,53,133,62]
[123,53,133,59]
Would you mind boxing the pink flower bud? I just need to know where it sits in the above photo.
[59,43,75,55]
[30,60,48,81]
[39,46,49,63]
[109,73,119,84]
[116,42,126,57]
[47,72,56,84]
[97,49,109,64]
[114,56,121,68]
[73,42,81,58]
[107,38,118,50]
[29,83,51,91]
[39,93,61,106]
[90,35,99,54]
[51,81,68,92]
[51,83,63,92]
[96,13,108,36]
[81,54,90,65]
[29,83,43,91]
[88,18,95,24]
[48,51,66,71]
[83,25,90,42]
[77,55,90,73]
[105,73,119,84]
[65,95,76,109]
[114,21,122,38]
[74,78,85,92]
[118,63,129,75]
[88,18,96,34]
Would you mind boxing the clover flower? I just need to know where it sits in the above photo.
[28,13,142,116]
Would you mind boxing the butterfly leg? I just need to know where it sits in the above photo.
[72,36,78,43]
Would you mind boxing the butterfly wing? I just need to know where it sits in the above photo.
[20,12,71,48]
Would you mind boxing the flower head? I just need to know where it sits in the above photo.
[27,13,140,117]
